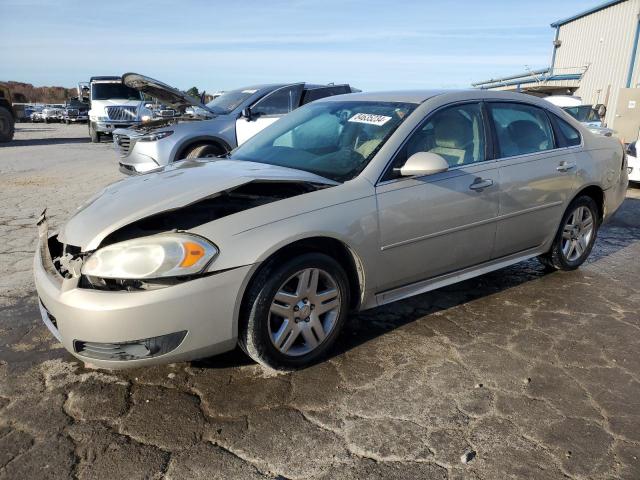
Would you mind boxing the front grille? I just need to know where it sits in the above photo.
[158,109,176,118]
[116,134,131,155]
[106,106,138,121]
[74,331,187,361]
[67,109,79,117]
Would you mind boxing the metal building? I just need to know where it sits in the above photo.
[473,0,640,141]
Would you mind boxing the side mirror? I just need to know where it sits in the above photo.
[399,152,449,177]
[241,107,252,121]
[596,104,606,118]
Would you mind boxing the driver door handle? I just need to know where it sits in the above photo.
[469,178,494,191]
[557,161,577,172]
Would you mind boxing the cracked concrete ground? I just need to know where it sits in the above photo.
[1,123,639,479]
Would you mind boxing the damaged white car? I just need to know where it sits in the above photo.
[34,90,627,370]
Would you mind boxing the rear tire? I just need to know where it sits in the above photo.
[238,253,350,370]
[0,107,14,142]
[89,122,100,143]
[538,195,599,271]
[184,143,224,159]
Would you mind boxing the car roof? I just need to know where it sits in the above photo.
[233,83,351,93]
[316,89,561,106]
[235,84,287,92]
[318,90,451,103]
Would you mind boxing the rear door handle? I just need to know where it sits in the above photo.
[469,178,494,191]
[557,161,576,172]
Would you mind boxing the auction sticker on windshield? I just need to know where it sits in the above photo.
[348,113,392,126]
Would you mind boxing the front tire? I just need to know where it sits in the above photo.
[538,195,599,271]
[184,143,225,159]
[239,253,350,370]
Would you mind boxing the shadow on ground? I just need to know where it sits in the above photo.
[4,137,90,147]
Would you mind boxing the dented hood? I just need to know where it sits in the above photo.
[60,160,337,251]
[122,72,213,113]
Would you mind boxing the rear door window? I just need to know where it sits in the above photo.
[554,116,582,147]
[488,103,555,158]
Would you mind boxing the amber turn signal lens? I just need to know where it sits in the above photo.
[180,241,206,268]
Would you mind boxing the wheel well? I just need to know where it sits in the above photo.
[574,185,604,222]
[244,237,364,311]
[176,139,230,160]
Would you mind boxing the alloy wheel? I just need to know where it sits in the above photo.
[561,205,594,262]
[268,268,341,356]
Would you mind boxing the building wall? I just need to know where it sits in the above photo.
[553,0,640,126]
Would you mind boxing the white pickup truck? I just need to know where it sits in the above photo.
[86,76,153,143]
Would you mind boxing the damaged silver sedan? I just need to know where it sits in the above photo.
[34,90,628,369]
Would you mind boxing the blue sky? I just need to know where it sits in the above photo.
[1,0,605,92]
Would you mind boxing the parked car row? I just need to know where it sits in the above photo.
[29,101,90,124]
[34,87,628,369]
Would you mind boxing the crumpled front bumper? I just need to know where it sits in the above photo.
[33,234,249,369]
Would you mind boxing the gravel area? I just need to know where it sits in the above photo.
[1,123,639,479]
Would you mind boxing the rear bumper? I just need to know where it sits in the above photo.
[603,164,628,222]
[33,241,250,369]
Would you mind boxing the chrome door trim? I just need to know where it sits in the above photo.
[380,200,563,251]
[376,246,543,306]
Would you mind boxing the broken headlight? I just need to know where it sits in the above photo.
[137,130,173,142]
[81,233,217,280]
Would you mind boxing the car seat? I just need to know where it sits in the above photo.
[429,110,474,166]
[505,120,550,155]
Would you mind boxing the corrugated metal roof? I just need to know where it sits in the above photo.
[551,0,628,27]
